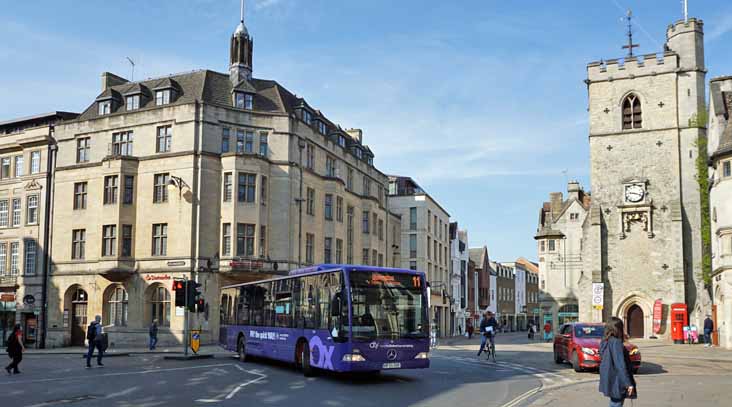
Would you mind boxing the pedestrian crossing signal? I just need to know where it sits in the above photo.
[173,279,186,307]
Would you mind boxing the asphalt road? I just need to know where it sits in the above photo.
[0,334,559,407]
[4,334,728,407]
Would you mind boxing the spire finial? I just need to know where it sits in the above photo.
[621,9,639,57]
[683,0,688,23]
[240,0,245,23]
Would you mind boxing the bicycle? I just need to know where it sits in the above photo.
[485,334,496,362]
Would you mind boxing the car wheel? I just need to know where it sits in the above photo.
[572,351,582,372]
[301,343,315,377]
[553,347,563,364]
[237,336,248,362]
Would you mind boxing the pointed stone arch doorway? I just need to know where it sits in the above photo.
[627,304,644,338]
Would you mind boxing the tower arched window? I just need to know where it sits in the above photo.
[622,94,642,129]
[104,285,128,326]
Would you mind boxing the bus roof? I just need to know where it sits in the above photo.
[220,264,424,290]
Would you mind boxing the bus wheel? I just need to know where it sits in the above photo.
[301,344,315,377]
[238,336,248,362]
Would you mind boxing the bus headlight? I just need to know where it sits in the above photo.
[414,352,429,359]
[342,354,366,362]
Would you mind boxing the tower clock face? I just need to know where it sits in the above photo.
[624,184,645,203]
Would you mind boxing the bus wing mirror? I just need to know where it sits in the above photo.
[331,294,342,316]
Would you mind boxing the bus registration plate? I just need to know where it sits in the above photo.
[382,362,401,369]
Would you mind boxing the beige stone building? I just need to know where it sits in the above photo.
[45,15,400,347]
[581,17,710,339]
[388,176,450,337]
[0,112,78,348]
[709,76,732,349]
[534,181,590,332]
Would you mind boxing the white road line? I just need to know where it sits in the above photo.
[195,364,268,403]
[0,363,234,386]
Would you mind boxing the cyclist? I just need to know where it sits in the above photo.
[477,311,499,358]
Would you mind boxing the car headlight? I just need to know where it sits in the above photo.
[414,352,429,359]
[581,347,597,356]
[629,348,640,356]
[342,354,366,362]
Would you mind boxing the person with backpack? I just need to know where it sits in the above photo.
[5,324,24,375]
[85,315,104,368]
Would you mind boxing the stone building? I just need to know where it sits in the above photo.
[388,175,450,336]
[581,17,710,339]
[534,181,590,331]
[0,112,78,348]
[709,76,732,349]
[45,14,400,347]
[493,261,515,331]
[517,257,540,329]
[468,246,490,327]
[449,222,469,336]
[502,261,527,331]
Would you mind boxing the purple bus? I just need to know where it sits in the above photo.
[219,264,430,375]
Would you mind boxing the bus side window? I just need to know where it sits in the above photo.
[237,287,251,326]
[292,278,302,329]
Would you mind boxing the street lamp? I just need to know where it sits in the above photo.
[296,139,307,268]
[562,235,567,288]
[167,175,190,198]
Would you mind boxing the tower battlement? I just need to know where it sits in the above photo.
[587,52,678,82]
[666,17,704,39]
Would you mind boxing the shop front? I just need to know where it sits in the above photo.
[1,294,16,347]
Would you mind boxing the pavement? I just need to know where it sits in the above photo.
[3,332,730,406]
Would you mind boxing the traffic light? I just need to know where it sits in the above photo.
[173,279,186,307]
[186,281,203,312]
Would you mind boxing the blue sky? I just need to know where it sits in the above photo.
[2,0,732,262]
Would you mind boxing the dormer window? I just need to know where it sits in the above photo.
[126,95,140,111]
[354,148,363,159]
[98,100,112,115]
[337,135,346,148]
[234,92,253,109]
[318,120,328,135]
[156,89,171,106]
[302,109,312,125]
[367,157,374,166]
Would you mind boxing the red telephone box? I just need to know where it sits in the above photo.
[671,303,688,344]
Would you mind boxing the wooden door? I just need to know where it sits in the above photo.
[627,305,644,338]
[71,289,88,346]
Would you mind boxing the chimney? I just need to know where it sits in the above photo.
[567,181,581,201]
[346,128,363,144]
[549,192,563,221]
[101,72,129,91]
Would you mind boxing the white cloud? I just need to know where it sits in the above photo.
[253,0,283,10]
[708,12,732,41]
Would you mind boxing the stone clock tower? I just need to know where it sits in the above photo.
[580,17,710,339]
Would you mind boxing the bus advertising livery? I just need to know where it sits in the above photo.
[219,264,430,375]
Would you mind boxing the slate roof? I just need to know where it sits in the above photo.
[469,247,488,269]
[712,91,732,159]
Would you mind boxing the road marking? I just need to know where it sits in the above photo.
[433,354,579,387]
[0,363,234,386]
[195,364,268,403]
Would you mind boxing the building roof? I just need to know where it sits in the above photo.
[468,247,488,269]
[712,90,732,159]
[515,257,539,274]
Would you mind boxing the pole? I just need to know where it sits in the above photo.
[563,237,567,288]
[297,140,305,267]
[184,275,189,357]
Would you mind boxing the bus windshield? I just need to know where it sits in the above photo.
[349,270,427,341]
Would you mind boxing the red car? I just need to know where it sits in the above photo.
[553,322,641,373]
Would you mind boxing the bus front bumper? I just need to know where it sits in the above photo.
[340,358,430,372]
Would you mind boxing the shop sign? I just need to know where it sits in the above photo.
[145,274,172,281]
[557,312,578,317]
[167,261,186,267]
[0,293,15,302]
[653,299,663,334]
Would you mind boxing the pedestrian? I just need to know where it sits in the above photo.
[467,323,474,339]
[528,322,534,340]
[5,324,24,375]
[458,325,462,337]
[543,321,552,342]
[599,317,637,407]
[85,315,104,368]
[149,319,159,351]
[703,314,714,347]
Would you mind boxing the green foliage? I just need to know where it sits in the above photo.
[689,109,709,129]
[696,135,712,286]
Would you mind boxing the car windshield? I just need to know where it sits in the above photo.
[349,270,427,341]
[574,325,604,338]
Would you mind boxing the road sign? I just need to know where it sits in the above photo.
[592,283,604,310]
[190,329,201,354]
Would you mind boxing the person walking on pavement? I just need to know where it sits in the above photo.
[467,323,474,339]
[149,319,159,350]
[599,317,637,407]
[704,314,714,347]
[5,324,24,375]
[85,315,105,368]
[543,321,552,342]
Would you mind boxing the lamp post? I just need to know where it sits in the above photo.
[562,235,567,288]
[167,175,189,199]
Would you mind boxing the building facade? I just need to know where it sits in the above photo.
[494,262,516,331]
[45,15,400,347]
[534,181,590,331]
[449,222,469,336]
[0,112,78,348]
[517,257,540,329]
[581,17,710,339]
[709,76,732,349]
[389,176,450,337]
[468,246,490,327]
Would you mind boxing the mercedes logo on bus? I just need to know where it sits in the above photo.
[386,349,398,360]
